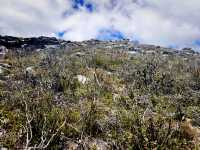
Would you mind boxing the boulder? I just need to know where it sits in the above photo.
[76,75,89,84]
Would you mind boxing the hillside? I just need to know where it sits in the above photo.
[1,35,200,149]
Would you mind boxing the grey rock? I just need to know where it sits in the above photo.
[143,107,156,121]
[25,66,35,75]
[0,128,6,138]
[73,52,85,57]
[0,46,8,59]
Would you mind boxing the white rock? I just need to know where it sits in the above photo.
[104,70,112,75]
[0,67,3,74]
[76,75,89,84]
[0,63,11,68]
[0,147,8,150]
[127,51,138,54]
[0,66,9,75]
[0,46,8,53]
[1,118,9,124]
[26,66,34,74]
[45,45,58,49]
[0,46,8,58]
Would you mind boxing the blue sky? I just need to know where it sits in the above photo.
[72,0,94,11]
[0,0,200,49]
[97,29,125,41]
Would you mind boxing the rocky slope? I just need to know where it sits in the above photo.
[1,35,200,149]
[0,35,198,54]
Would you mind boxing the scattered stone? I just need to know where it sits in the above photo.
[0,66,3,74]
[0,35,60,49]
[1,118,9,124]
[145,50,156,54]
[73,52,85,57]
[65,141,79,150]
[137,95,151,106]
[0,80,6,85]
[0,66,10,75]
[127,51,138,55]
[0,128,6,138]
[0,147,8,150]
[182,47,195,54]
[0,63,11,69]
[76,75,89,84]
[88,139,110,150]
[143,107,156,121]
[0,46,8,59]
[25,66,35,75]
[0,35,198,57]
[53,94,67,107]
[65,138,111,150]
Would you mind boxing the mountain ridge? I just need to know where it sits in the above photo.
[0,35,198,56]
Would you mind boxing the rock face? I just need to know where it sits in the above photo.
[0,35,62,50]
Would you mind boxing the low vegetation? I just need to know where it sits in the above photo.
[1,43,200,149]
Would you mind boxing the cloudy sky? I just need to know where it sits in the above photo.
[0,0,200,49]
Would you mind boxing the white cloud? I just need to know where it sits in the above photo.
[0,0,70,37]
[0,0,200,48]
[61,12,110,41]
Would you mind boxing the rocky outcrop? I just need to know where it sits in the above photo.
[0,35,61,50]
[0,35,199,57]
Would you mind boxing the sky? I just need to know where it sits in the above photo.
[0,0,200,49]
